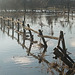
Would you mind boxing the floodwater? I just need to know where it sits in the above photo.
[0,12,75,75]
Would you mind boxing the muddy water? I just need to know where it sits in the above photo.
[0,13,75,75]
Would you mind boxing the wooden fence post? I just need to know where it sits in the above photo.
[53,48,73,68]
[22,21,26,48]
[3,17,5,33]
[39,30,47,49]
[27,24,33,38]
[27,24,33,56]
[53,31,74,71]
[8,17,10,35]
[72,11,73,20]
[58,46,74,63]
[58,31,66,54]
[17,19,20,42]
[38,29,47,63]
[12,18,14,39]
[1,17,3,30]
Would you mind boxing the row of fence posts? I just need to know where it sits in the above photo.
[0,16,75,75]
[0,16,48,59]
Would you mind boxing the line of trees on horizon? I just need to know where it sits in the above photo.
[0,0,75,11]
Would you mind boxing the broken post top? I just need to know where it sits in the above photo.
[60,31,64,39]
[57,31,66,54]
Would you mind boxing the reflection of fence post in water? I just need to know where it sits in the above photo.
[22,21,26,48]
[8,17,9,35]
[3,17,5,33]
[27,24,33,56]
[51,24,54,36]
[72,11,73,20]
[1,17,3,30]
[67,0,70,22]
[12,18,14,39]
[17,19,20,42]
[38,30,47,63]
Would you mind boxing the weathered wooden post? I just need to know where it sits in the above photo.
[1,17,3,30]
[38,29,47,63]
[53,31,75,73]
[53,48,73,68]
[17,19,20,42]
[39,30,47,49]
[27,34,33,56]
[8,17,10,35]
[57,46,74,64]
[72,11,73,20]
[3,17,5,33]
[12,18,14,39]
[27,24,33,38]
[3,17,5,25]
[22,21,26,48]
[57,31,66,54]
[27,24,33,56]
[67,0,70,22]
[23,21,26,36]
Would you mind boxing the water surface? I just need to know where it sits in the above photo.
[0,13,75,75]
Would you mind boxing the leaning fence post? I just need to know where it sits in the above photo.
[61,31,66,54]
[27,24,33,56]
[17,19,20,42]
[27,24,33,38]
[57,31,66,54]
[4,17,5,25]
[72,11,73,20]
[38,29,47,63]
[23,21,26,36]
[3,17,5,33]
[27,34,33,56]
[8,17,9,26]
[39,30,47,48]
[27,24,33,44]
[8,17,10,35]
[12,18,14,39]
[22,21,26,48]
[1,17,3,30]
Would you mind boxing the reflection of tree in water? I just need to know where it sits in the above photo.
[59,17,74,33]
[54,16,58,25]
[29,13,38,24]
[46,16,54,36]
[39,14,43,29]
